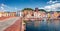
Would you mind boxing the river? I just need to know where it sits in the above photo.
[26,20,60,31]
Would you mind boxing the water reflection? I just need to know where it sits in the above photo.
[26,20,60,31]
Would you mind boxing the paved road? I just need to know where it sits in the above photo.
[0,17,20,31]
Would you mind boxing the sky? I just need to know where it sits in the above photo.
[0,0,60,12]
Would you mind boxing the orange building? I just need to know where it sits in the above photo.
[23,10,29,17]
[0,12,16,17]
[9,12,16,17]
[50,11,59,19]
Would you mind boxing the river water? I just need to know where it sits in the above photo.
[26,20,60,31]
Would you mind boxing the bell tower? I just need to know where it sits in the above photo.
[35,8,39,12]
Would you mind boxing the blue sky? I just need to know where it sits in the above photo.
[0,0,49,8]
[0,0,60,12]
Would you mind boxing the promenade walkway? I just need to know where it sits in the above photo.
[0,17,20,31]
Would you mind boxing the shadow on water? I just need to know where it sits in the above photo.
[26,20,60,31]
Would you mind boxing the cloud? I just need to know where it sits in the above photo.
[0,3,18,12]
[1,3,5,6]
[1,6,4,10]
[0,4,5,12]
[47,0,60,4]
[47,0,53,4]
[38,0,60,11]
[44,3,60,11]
[39,7,44,9]
[15,7,17,10]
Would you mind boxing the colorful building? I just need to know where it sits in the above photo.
[51,12,59,19]
[9,12,16,17]
[16,11,23,17]
[25,10,33,18]
[2,12,9,17]
[0,12,3,17]
[0,12,16,17]
[47,13,51,18]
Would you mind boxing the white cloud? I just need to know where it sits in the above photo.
[47,0,60,4]
[0,3,18,12]
[39,7,44,9]
[1,6,4,10]
[0,4,5,12]
[47,0,53,4]
[44,3,60,11]
[44,6,51,9]
[15,7,17,10]
[1,3,5,7]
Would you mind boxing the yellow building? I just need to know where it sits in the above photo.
[0,12,16,17]
[47,13,51,18]
[2,12,9,17]
[9,12,16,17]
[0,12,3,17]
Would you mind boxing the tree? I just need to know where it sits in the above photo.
[39,9,46,12]
[22,8,33,12]
[56,11,60,13]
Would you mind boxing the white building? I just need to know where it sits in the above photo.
[34,12,41,18]
[16,11,23,17]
